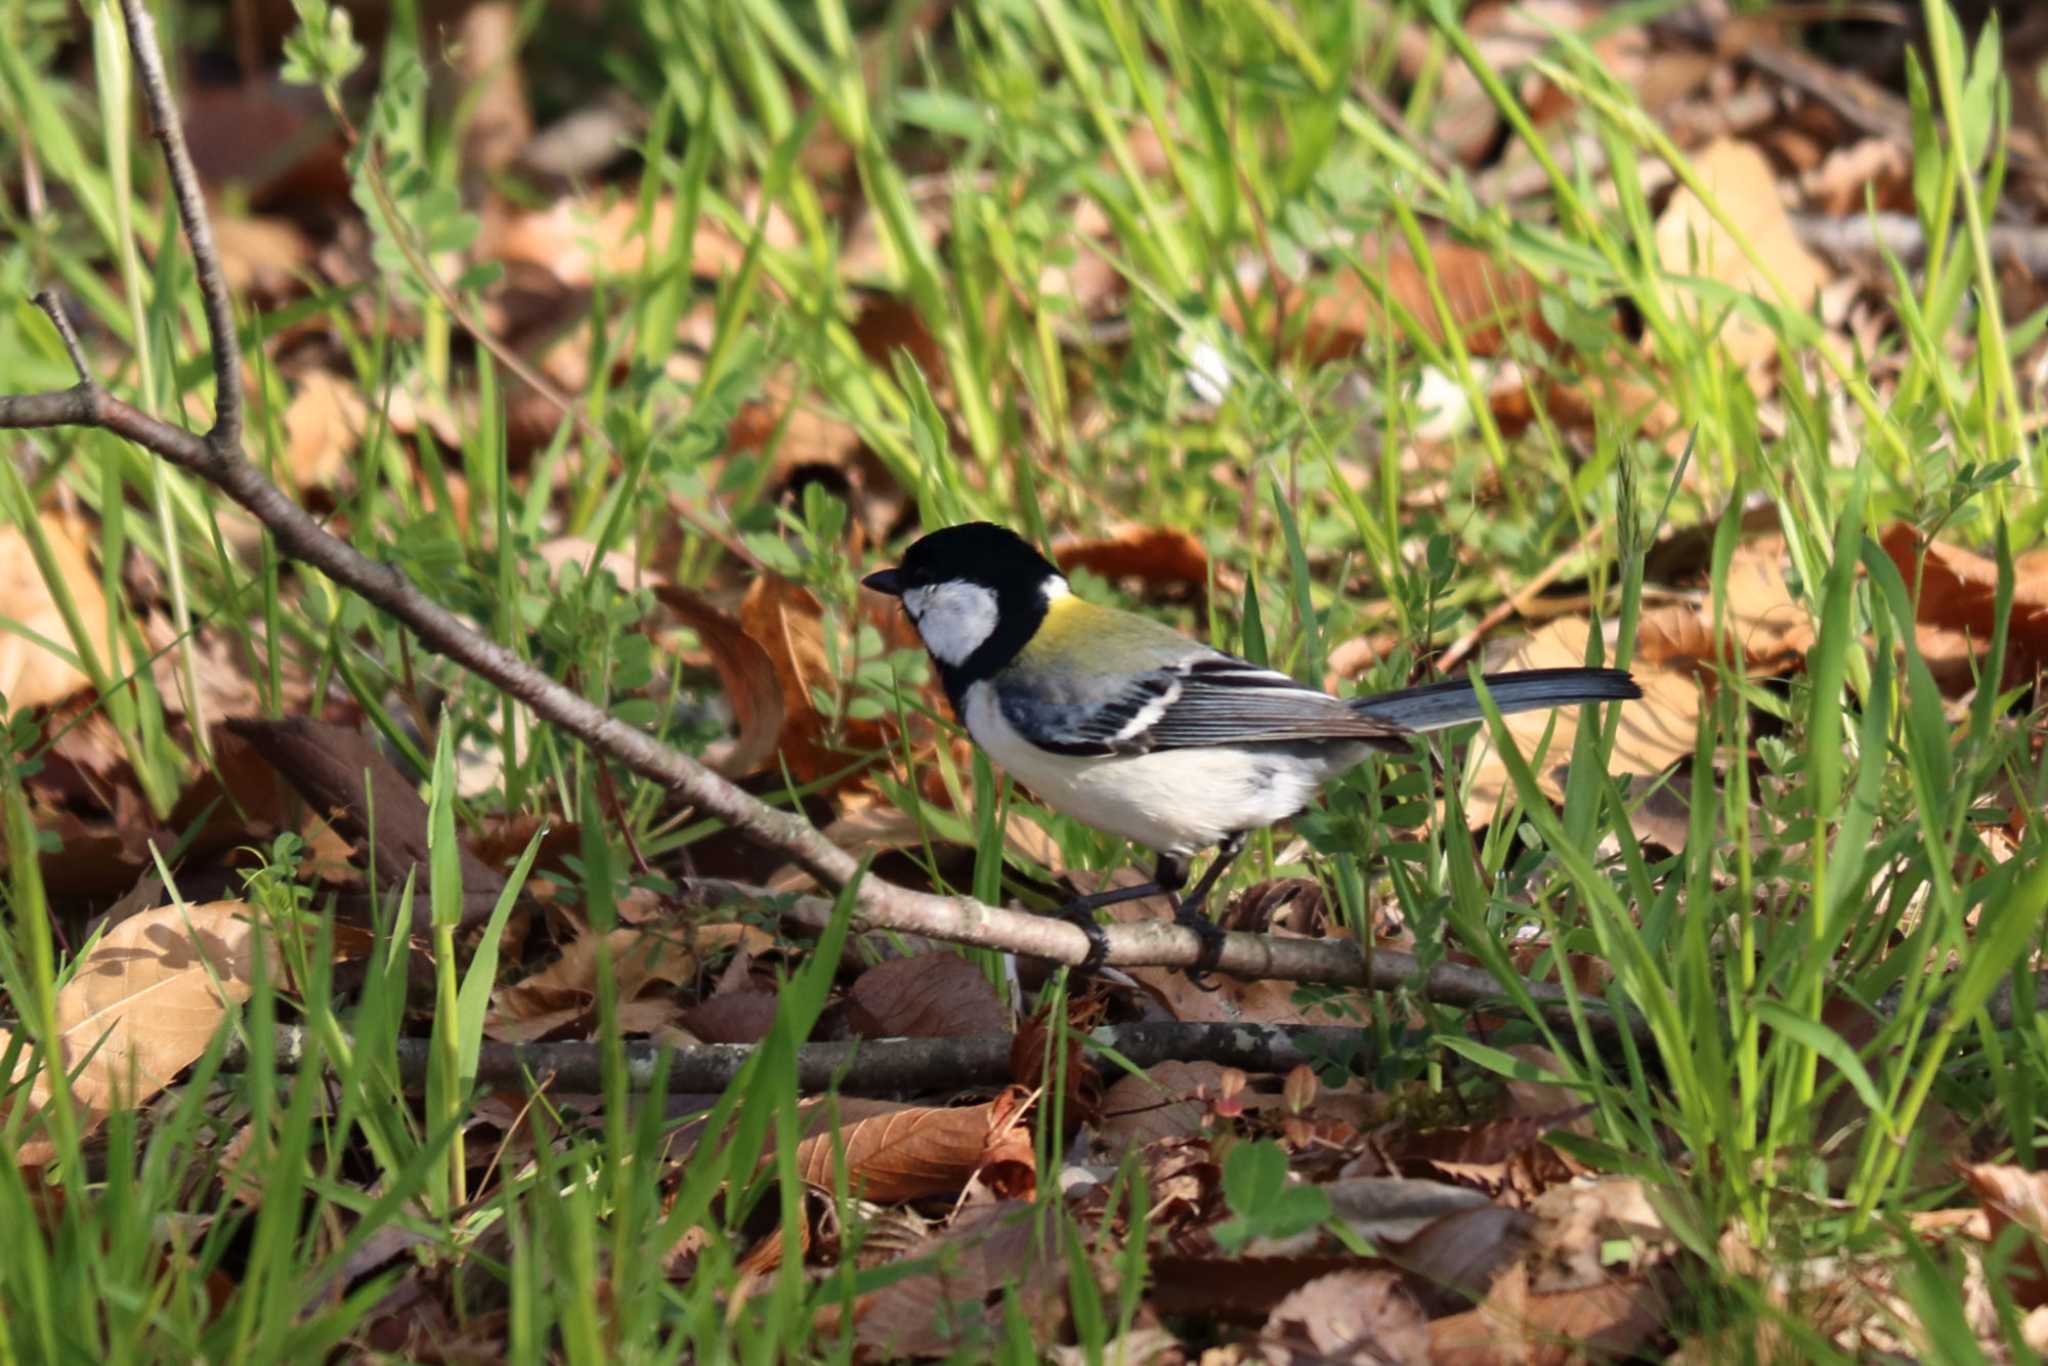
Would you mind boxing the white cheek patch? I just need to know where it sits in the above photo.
[905,581,999,666]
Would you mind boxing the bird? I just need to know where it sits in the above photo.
[863,522,1640,978]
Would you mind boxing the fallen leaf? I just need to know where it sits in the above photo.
[654,584,786,777]
[846,951,1010,1039]
[211,213,314,299]
[488,923,765,1041]
[1053,526,1210,594]
[1262,1268,1428,1366]
[0,512,113,712]
[47,901,261,1121]
[479,191,799,290]
[1429,1261,1665,1366]
[1653,137,1833,373]
[846,1202,1068,1358]
[281,370,369,491]
[796,1086,1036,1203]
[1466,618,1699,826]
[1963,1163,2048,1308]
[1880,521,2048,690]
[676,990,782,1045]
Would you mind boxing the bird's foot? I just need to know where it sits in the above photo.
[1174,899,1228,992]
[1060,907,1112,974]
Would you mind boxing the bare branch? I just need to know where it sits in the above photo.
[254,1021,1384,1095]
[117,0,243,454]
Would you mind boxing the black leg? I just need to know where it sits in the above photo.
[1175,835,1245,988]
[1054,877,1170,972]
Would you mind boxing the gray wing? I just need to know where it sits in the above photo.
[1000,655,1410,757]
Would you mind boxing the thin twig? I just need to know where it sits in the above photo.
[119,0,242,455]
[31,291,92,383]
[0,0,1638,1038]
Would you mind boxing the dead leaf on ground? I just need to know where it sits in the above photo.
[1261,1268,1429,1366]
[846,951,1009,1039]
[0,512,113,712]
[1239,237,1558,366]
[212,214,314,299]
[488,923,767,1042]
[1881,521,2048,691]
[795,1086,1037,1203]
[654,584,786,777]
[478,191,799,291]
[843,1201,1069,1358]
[1429,1261,1665,1366]
[17,902,263,1154]
[281,370,369,491]
[1053,526,1212,596]
[738,574,891,786]
[1467,618,1699,827]
[1653,137,1834,375]
[1962,1163,2048,1309]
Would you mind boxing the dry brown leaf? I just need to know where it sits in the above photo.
[654,584,786,777]
[1803,136,1911,217]
[738,574,843,784]
[1963,1163,2048,1308]
[281,370,368,491]
[211,214,313,299]
[1723,536,1818,667]
[795,1086,1036,1203]
[0,512,113,712]
[846,951,1009,1039]
[1262,1268,1428,1365]
[1053,526,1210,593]
[1653,137,1833,374]
[487,924,766,1041]
[1245,238,1557,365]
[479,192,799,290]
[1881,521,2048,689]
[50,901,262,1119]
[676,990,781,1045]
[1467,619,1699,826]
[846,1202,1067,1358]
[1428,1261,1664,1366]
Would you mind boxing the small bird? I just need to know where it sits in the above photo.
[864,522,1640,977]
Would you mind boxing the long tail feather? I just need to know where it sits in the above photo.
[1350,667,1639,733]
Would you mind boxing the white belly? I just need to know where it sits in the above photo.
[962,682,1361,854]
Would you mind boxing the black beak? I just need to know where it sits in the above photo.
[862,568,905,596]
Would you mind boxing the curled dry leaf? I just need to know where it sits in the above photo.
[654,584,786,778]
[1962,1163,2048,1309]
[1881,521,2048,690]
[0,512,113,712]
[795,1085,1036,1203]
[1466,618,1699,827]
[1652,137,1833,375]
[846,951,1010,1040]
[738,574,920,787]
